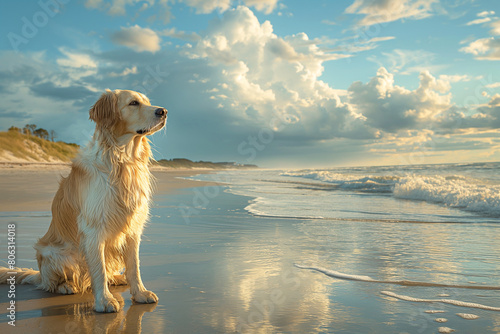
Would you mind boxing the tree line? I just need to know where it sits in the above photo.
[8,124,57,142]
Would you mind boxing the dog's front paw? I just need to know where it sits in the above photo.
[94,294,120,313]
[132,290,158,304]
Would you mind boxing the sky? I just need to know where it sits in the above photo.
[0,0,499,168]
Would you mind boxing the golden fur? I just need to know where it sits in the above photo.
[0,89,167,312]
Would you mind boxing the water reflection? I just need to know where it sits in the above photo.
[139,206,500,333]
[2,190,500,333]
[0,286,158,333]
[183,225,355,333]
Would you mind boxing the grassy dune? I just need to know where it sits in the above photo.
[0,131,79,163]
[0,130,257,168]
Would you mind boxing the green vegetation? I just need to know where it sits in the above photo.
[0,128,79,162]
[1,125,258,168]
[9,124,57,141]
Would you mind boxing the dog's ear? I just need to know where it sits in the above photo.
[89,89,119,128]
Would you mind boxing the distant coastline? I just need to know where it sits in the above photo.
[0,130,257,169]
[154,158,257,169]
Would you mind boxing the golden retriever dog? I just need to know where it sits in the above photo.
[0,89,167,312]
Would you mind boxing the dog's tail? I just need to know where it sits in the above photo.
[0,266,41,285]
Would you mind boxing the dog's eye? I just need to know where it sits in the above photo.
[129,101,139,106]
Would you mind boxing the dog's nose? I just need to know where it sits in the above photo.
[155,108,167,117]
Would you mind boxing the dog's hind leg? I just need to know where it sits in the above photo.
[112,274,128,286]
[35,244,66,293]
[35,241,83,293]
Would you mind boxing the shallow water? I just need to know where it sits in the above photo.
[196,162,500,223]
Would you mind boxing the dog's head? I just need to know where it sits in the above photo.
[90,89,167,140]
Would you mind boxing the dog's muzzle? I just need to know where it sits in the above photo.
[136,108,167,135]
[155,108,167,117]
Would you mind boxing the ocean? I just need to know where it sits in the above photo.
[184,162,500,333]
[194,162,500,224]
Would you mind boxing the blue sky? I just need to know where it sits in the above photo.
[1,0,499,168]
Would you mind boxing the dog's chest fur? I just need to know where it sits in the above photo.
[77,138,153,237]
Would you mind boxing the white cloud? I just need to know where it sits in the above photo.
[181,5,499,145]
[5,3,500,167]
[322,20,337,26]
[181,0,280,14]
[489,93,500,106]
[460,37,500,60]
[353,78,500,163]
[436,93,500,130]
[186,6,373,140]
[85,0,171,22]
[109,66,138,77]
[329,34,395,55]
[85,0,279,20]
[486,82,500,89]
[368,129,435,152]
[491,20,500,35]
[461,9,500,60]
[365,36,396,43]
[222,61,276,104]
[111,25,161,53]
[439,74,470,82]
[160,28,200,41]
[467,10,496,25]
[478,10,495,17]
[345,0,437,26]
[182,0,231,13]
[0,51,99,144]
[243,0,279,14]
[56,48,99,80]
[85,0,156,16]
[466,17,492,26]
[57,48,97,69]
[367,128,500,165]
[182,0,280,14]
[348,67,453,132]
[367,49,442,75]
[108,0,138,15]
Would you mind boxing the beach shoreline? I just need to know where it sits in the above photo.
[0,167,499,333]
[0,163,218,212]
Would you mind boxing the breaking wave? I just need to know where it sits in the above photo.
[282,169,500,218]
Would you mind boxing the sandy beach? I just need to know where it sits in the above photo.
[0,164,216,212]
[1,165,500,333]
[0,165,218,333]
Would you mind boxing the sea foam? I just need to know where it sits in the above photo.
[294,264,500,290]
[381,291,500,312]
[282,171,396,193]
[282,169,500,218]
[393,175,500,217]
